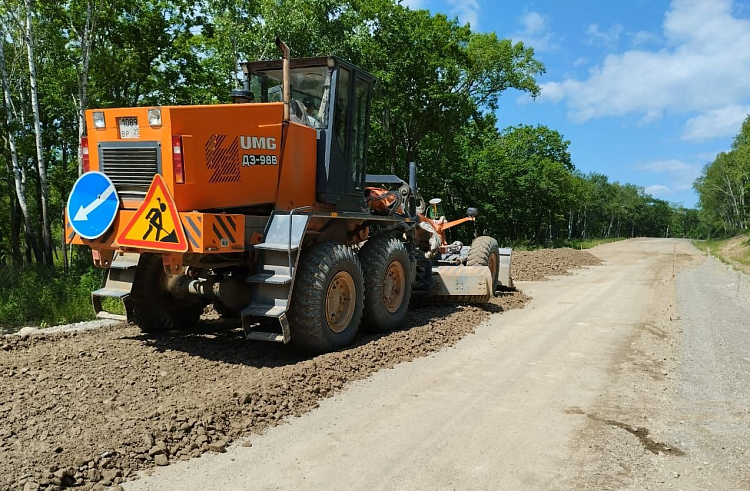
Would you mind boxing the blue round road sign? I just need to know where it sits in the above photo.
[66,171,120,240]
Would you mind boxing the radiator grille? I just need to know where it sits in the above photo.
[99,143,160,201]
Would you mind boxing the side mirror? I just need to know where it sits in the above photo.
[467,207,478,217]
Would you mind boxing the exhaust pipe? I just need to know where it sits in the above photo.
[408,161,417,217]
[276,37,290,122]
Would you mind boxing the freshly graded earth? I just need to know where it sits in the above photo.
[0,247,598,491]
[512,247,602,281]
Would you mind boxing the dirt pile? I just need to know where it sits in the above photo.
[512,248,602,281]
[0,247,598,491]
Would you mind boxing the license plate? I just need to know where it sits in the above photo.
[118,117,139,139]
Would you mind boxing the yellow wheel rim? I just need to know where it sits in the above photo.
[383,260,406,314]
[325,271,356,333]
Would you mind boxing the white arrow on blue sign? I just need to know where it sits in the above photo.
[66,171,120,240]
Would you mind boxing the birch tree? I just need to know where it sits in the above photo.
[0,29,43,263]
[65,0,96,175]
[21,0,53,264]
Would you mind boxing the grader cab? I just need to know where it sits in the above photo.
[65,39,512,354]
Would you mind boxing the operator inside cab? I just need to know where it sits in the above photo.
[230,88,254,104]
[303,96,320,127]
[242,64,330,131]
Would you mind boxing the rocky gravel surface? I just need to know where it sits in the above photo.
[512,248,602,281]
[0,248,599,491]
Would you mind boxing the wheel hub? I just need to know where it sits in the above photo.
[325,271,356,333]
[383,260,405,314]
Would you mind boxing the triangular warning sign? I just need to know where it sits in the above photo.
[117,174,188,252]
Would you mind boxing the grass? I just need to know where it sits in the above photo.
[0,263,105,331]
[555,237,626,250]
[691,238,721,255]
[693,235,750,271]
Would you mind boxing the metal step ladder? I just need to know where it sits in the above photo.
[91,252,140,321]
[242,209,310,343]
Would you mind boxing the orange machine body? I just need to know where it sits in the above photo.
[83,103,317,212]
[70,103,318,255]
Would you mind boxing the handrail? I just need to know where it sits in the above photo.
[288,206,312,274]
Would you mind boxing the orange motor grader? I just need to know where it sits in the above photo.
[65,39,512,354]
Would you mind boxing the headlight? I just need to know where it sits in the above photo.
[92,111,106,128]
[148,108,162,126]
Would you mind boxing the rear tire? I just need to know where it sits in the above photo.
[359,236,411,332]
[288,242,364,354]
[466,236,500,291]
[130,254,204,332]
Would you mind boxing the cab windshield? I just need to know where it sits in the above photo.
[248,65,331,129]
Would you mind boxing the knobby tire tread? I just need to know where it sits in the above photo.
[359,236,412,332]
[288,242,364,354]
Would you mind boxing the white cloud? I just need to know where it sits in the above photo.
[586,23,624,48]
[510,11,558,52]
[637,159,695,173]
[573,57,588,68]
[535,0,750,134]
[447,0,481,30]
[645,184,673,196]
[628,30,660,47]
[637,158,703,192]
[682,104,750,141]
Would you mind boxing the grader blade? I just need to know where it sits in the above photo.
[498,247,513,289]
[430,265,493,303]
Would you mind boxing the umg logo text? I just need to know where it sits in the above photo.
[240,136,277,150]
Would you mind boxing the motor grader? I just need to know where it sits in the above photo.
[65,39,512,354]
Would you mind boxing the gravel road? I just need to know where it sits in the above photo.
[560,242,750,490]
[125,238,722,491]
[0,248,600,491]
[667,255,750,488]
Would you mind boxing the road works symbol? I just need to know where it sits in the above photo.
[117,174,188,252]
[66,171,120,239]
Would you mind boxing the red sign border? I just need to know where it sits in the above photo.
[116,174,188,252]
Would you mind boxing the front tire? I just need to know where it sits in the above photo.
[466,236,500,291]
[129,254,204,332]
[359,236,411,332]
[288,243,364,354]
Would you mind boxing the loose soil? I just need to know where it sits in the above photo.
[0,248,597,491]
[512,247,602,281]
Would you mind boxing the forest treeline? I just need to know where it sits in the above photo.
[0,0,713,326]
[694,116,750,237]
[0,0,703,277]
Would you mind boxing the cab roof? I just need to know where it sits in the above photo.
[240,56,376,83]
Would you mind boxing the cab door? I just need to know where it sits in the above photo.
[316,60,374,211]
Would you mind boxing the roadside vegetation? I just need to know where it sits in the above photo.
[693,234,750,273]
[0,0,711,327]
[0,258,102,330]
[694,117,750,238]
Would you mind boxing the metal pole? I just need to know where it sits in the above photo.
[409,161,417,191]
[408,161,417,217]
[275,38,290,122]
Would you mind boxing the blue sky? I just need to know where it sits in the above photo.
[402,0,750,207]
